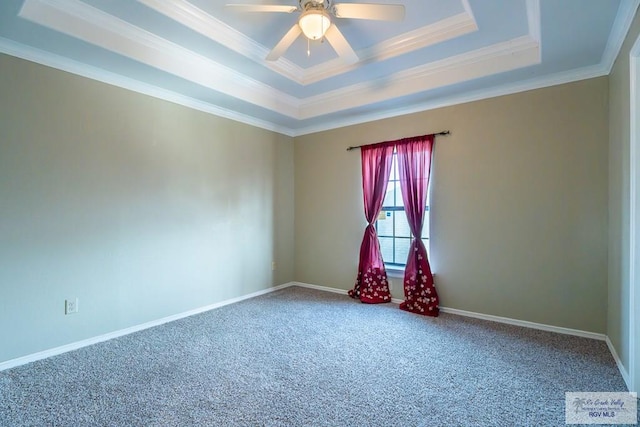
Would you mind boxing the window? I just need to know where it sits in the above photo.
[376,151,429,268]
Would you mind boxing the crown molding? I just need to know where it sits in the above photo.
[602,0,640,73]
[140,0,477,86]
[9,0,628,138]
[298,35,540,120]
[292,62,608,136]
[301,11,478,85]
[19,0,300,118]
[526,0,541,43]
[137,0,268,60]
[18,0,532,122]
[136,0,304,84]
[0,37,296,136]
[526,0,541,62]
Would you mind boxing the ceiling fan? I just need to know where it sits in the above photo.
[226,0,405,63]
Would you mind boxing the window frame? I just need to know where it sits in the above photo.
[376,151,430,271]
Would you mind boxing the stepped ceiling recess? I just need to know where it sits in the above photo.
[0,0,637,135]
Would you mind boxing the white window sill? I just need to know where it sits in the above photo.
[385,266,437,280]
[385,265,405,278]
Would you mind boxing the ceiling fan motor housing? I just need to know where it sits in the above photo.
[299,0,332,12]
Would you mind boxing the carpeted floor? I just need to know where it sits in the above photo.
[0,286,634,426]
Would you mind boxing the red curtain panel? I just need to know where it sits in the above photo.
[348,142,395,304]
[397,135,439,316]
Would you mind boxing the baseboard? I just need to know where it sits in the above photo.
[291,281,350,296]
[438,306,606,341]
[1,281,623,384]
[606,336,631,391]
[295,282,631,391]
[291,281,406,303]
[292,281,606,340]
[0,282,294,372]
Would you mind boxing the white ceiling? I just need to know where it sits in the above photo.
[0,0,638,136]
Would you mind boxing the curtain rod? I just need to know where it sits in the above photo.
[345,131,451,151]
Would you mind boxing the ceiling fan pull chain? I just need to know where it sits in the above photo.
[307,37,311,57]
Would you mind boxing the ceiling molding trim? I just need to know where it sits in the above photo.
[298,35,540,119]
[141,0,477,86]
[526,0,541,62]
[4,0,616,138]
[19,0,300,117]
[602,0,640,73]
[136,0,269,59]
[526,0,541,43]
[137,0,304,83]
[0,37,295,136]
[300,11,478,85]
[461,0,475,21]
[292,63,609,137]
[367,11,479,63]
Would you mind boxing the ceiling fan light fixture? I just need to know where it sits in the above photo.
[298,9,331,40]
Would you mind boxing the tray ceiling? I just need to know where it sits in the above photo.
[0,0,637,135]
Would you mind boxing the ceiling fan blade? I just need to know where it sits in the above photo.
[333,3,405,21]
[226,4,298,13]
[266,24,302,61]
[324,25,358,64]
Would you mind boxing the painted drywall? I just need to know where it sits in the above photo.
[608,6,640,390]
[0,54,295,364]
[295,77,609,333]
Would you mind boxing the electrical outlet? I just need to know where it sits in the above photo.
[271,261,276,271]
[65,298,79,315]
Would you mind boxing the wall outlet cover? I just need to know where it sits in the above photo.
[65,298,79,315]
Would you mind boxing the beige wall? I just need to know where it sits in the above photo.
[0,32,627,365]
[295,77,609,333]
[0,54,295,364]
[608,7,640,390]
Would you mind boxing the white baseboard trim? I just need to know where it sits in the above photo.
[606,336,631,391]
[292,281,605,340]
[291,281,407,303]
[295,282,632,390]
[0,282,294,372]
[291,281,349,296]
[438,306,606,341]
[293,281,634,386]
[2,280,625,388]
[289,282,404,304]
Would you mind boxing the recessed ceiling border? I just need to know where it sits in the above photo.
[18,0,538,122]
[0,36,295,136]
[137,0,478,86]
[19,0,301,118]
[603,0,640,73]
[4,0,636,137]
[299,35,541,119]
[293,63,609,136]
[301,11,478,85]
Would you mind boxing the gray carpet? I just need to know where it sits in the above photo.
[0,286,634,426]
